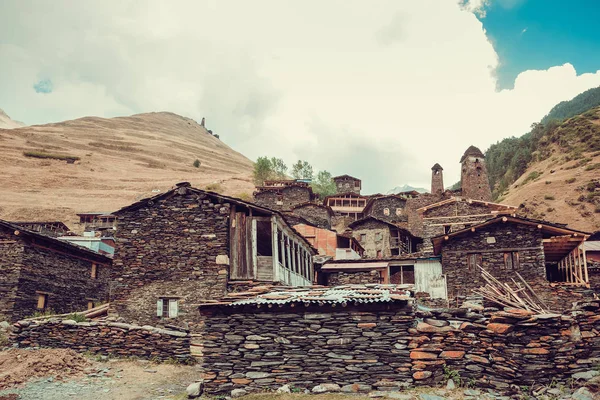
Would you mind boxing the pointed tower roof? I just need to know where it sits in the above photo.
[431,163,443,171]
[460,146,485,163]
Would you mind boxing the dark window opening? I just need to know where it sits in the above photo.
[444,225,451,234]
[467,253,482,271]
[390,265,415,284]
[256,220,273,256]
[504,252,519,269]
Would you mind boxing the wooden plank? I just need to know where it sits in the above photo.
[251,217,258,279]
[583,244,589,284]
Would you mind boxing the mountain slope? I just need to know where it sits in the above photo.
[0,108,25,129]
[500,107,600,232]
[0,112,254,229]
[387,184,428,194]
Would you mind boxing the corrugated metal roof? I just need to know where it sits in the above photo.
[220,284,412,307]
[321,262,389,270]
[584,241,600,251]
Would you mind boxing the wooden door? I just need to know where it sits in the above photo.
[230,210,251,279]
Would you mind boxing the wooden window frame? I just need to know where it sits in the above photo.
[467,253,482,271]
[157,298,179,318]
[91,263,98,279]
[503,251,519,269]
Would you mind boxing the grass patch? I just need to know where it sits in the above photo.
[65,313,87,323]
[235,192,252,201]
[26,308,56,318]
[0,330,9,347]
[23,151,80,161]
[565,177,577,184]
[544,195,555,200]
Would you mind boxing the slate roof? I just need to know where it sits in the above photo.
[199,284,412,308]
[431,163,443,170]
[460,145,485,163]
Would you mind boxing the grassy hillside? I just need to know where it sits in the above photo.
[0,112,255,229]
[497,107,600,232]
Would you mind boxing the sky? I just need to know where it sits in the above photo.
[1,0,600,194]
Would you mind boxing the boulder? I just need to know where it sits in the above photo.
[186,381,203,398]
[231,389,248,398]
[312,383,341,393]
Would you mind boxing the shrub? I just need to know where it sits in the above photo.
[23,151,80,161]
[193,159,201,168]
[545,181,552,185]
[544,195,555,200]
[595,205,600,213]
[521,171,542,185]
[585,163,600,171]
[205,183,223,193]
[565,177,577,184]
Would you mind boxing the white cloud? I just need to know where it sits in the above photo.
[1,0,599,193]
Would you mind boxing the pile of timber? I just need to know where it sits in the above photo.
[473,266,551,314]
[21,303,109,322]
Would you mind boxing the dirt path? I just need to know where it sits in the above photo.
[0,349,199,400]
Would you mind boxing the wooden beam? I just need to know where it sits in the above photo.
[271,216,279,282]
[583,244,589,284]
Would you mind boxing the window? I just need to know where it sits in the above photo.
[396,208,402,216]
[91,263,98,279]
[375,232,383,241]
[383,208,390,216]
[443,225,451,234]
[360,234,366,242]
[467,253,482,271]
[344,183,350,188]
[504,252,519,269]
[88,300,95,310]
[37,293,48,310]
[376,250,383,259]
[157,298,179,318]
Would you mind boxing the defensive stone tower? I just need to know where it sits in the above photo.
[431,163,444,195]
[460,145,492,201]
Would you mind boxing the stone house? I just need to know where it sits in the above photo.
[290,202,334,229]
[333,174,362,194]
[417,197,517,253]
[253,180,317,211]
[0,219,111,322]
[362,195,408,224]
[349,217,420,259]
[110,182,316,332]
[324,192,370,222]
[431,215,590,310]
[11,221,70,238]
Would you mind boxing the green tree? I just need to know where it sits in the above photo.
[291,160,314,180]
[270,157,288,179]
[311,170,336,199]
[254,156,273,186]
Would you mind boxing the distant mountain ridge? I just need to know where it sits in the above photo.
[0,108,25,129]
[387,184,428,194]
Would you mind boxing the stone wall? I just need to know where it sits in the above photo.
[200,302,414,395]
[12,318,192,362]
[253,187,312,211]
[0,226,111,322]
[365,197,408,224]
[199,299,600,395]
[111,190,230,332]
[334,177,361,194]
[326,270,382,285]
[291,204,331,230]
[0,229,23,322]
[253,190,281,210]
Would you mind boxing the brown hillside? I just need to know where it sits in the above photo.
[501,110,600,233]
[0,108,25,129]
[0,112,255,230]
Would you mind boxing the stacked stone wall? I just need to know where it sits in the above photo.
[12,319,191,362]
[291,205,331,230]
[351,220,392,258]
[0,230,23,322]
[327,270,382,285]
[199,300,600,395]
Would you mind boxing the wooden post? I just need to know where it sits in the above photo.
[286,235,292,283]
[280,231,286,270]
[576,246,583,284]
[291,239,297,276]
[271,216,279,282]
[582,244,589,284]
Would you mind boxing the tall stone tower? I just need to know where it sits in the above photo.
[460,146,492,201]
[431,163,444,195]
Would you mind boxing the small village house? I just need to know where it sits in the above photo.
[0,219,111,322]
[253,180,317,211]
[110,182,316,333]
[432,215,591,310]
